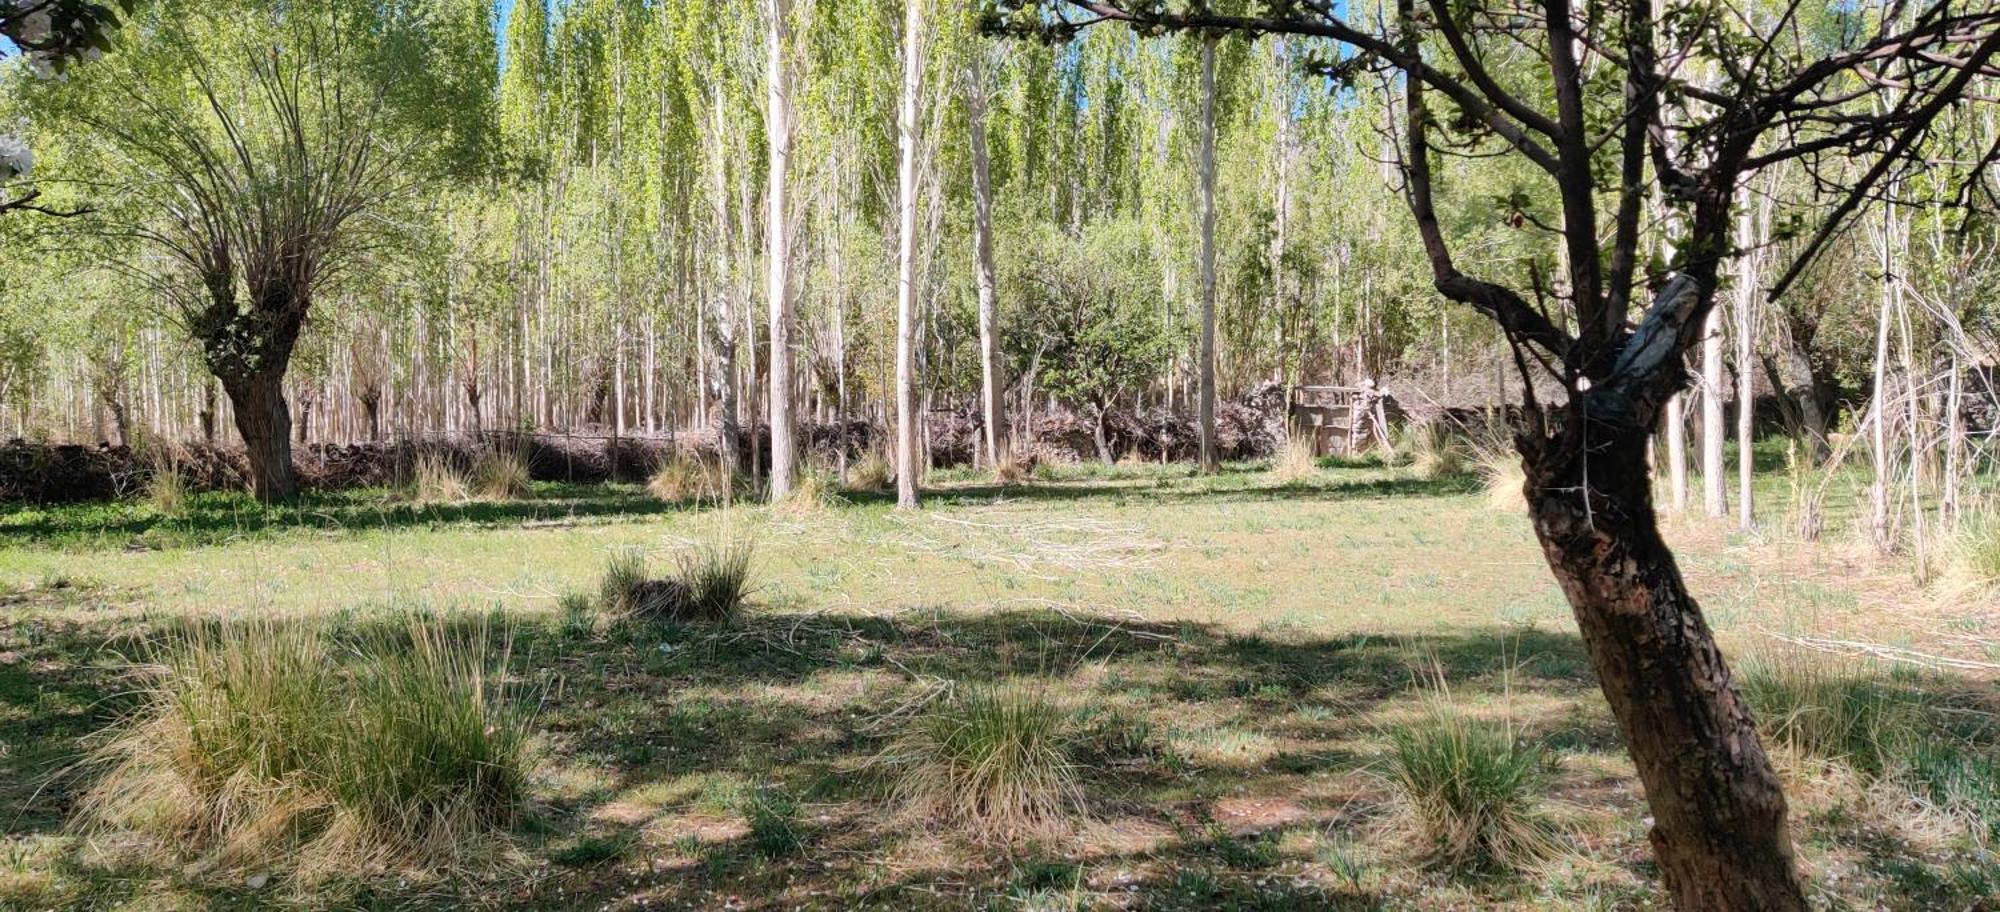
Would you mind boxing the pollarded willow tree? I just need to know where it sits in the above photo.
[990,1,2000,908]
[27,0,493,501]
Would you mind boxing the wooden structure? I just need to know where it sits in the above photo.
[1289,384,1397,456]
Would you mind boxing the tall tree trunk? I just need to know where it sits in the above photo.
[1092,405,1113,465]
[226,369,298,502]
[1734,203,1759,530]
[1665,392,1689,513]
[1196,34,1220,474]
[892,0,926,510]
[968,49,1007,471]
[765,0,797,501]
[1522,423,1805,910]
[1701,310,1727,517]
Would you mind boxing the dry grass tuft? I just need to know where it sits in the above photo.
[470,449,533,501]
[1402,422,1469,480]
[145,458,189,517]
[1269,433,1321,485]
[648,456,723,504]
[74,618,531,887]
[1474,446,1527,513]
[844,453,892,494]
[884,684,1084,841]
[1939,507,2000,599]
[409,451,470,505]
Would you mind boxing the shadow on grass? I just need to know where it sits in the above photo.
[5,471,1482,551]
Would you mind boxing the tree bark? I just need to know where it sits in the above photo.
[892,0,926,510]
[1701,309,1727,518]
[968,48,1008,471]
[1195,34,1220,474]
[1665,391,1689,513]
[225,369,298,502]
[765,0,797,502]
[1522,423,1806,911]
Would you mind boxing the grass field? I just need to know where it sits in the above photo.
[1,455,1995,910]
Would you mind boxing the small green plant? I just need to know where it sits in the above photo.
[885,684,1083,839]
[471,448,533,501]
[1942,508,2000,597]
[1387,705,1552,870]
[740,786,803,857]
[598,548,649,615]
[76,617,531,883]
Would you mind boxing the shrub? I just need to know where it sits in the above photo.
[1387,709,1552,870]
[471,449,533,501]
[844,452,893,493]
[674,533,756,622]
[410,451,470,505]
[886,684,1083,839]
[76,618,530,884]
[648,456,721,504]
[1270,432,1320,485]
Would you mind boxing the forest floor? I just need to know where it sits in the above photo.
[1,455,1996,910]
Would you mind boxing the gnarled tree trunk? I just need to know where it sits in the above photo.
[225,368,297,502]
[1522,416,1805,911]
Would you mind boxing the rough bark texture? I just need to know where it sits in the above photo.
[225,369,297,502]
[1522,422,1806,911]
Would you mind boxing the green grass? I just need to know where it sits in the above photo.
[1,452,1996,909]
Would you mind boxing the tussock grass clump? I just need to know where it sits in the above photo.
[1739,651,1920,776]
[1474,446,1527,513]
[1941,508,2000,597]
[1402,422,1469,480]
[1387,705,1553,870]
[647,456,722,504]
[994,451,1030,485]
[145,460,189,517]
[409,451,470,505]
[674,533,756,621]
[886,684,1084,840]
[1270,433,1321,485]
[598,548,650,615]
[776,468,841,515]
[844,452,892,493]
[471,449,533,501]
[600,535,756,623]
[76,618,530,885]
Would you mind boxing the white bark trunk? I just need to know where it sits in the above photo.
[1196,35,1220,473]
[893,0,927,509]
[967,49,1006,471]
[766,0,797,501]
[1701,309,1727,518]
